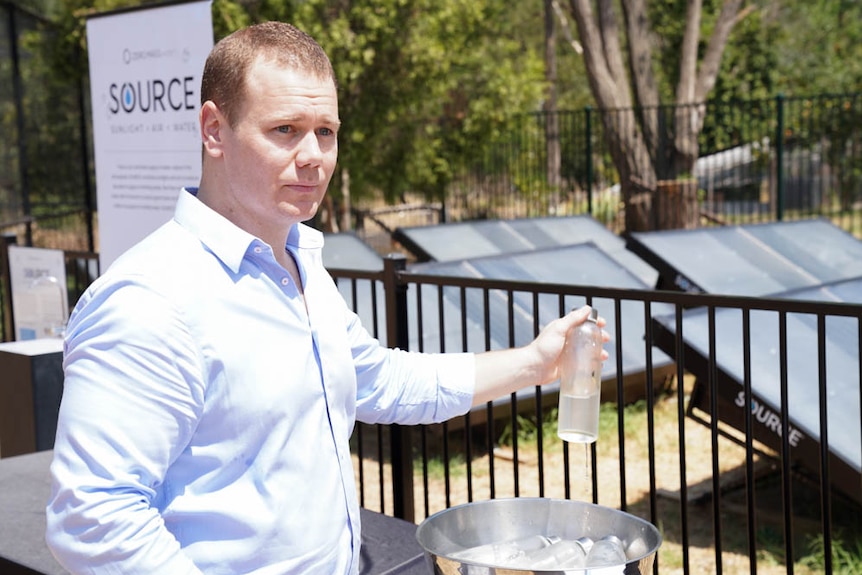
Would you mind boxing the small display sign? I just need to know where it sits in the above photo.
[8,246,68,341]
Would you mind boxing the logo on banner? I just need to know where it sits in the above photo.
[122,46,191,65]
[109,78,196,114]
[102,45,197,117]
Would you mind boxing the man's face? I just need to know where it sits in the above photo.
[214,57,339,235]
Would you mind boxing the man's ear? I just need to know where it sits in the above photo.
[200,101,226,158]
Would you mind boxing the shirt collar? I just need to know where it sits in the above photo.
[175,188,324,273]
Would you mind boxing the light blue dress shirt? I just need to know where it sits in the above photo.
[46,188,475,574]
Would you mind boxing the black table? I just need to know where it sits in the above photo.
[0,450,428,575]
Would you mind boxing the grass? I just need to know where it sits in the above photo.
[494,391,862,575]
[496,399,642,451]
[800,535,862,575]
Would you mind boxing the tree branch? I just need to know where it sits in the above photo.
[676,0,703,105]
[621,0,660,161]
[696,0,748,101]
[598,0,629,103]
[568,0,626,109]
[551,0,582,55]
[621,0,659,108]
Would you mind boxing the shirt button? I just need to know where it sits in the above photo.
[254,246,262,254]
[281,277,289,286]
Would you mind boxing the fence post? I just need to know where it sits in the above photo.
[1,234,18,342]
[8,7,32,246]
[76,44,96,253]
[382,253,415,521]
[775,93,785,221]
[585,106,593,215]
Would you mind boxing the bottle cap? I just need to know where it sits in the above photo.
[587,307,598,323]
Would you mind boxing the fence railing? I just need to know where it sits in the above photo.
[3,88,861,263]
[0,2,92,252]
[447,94,862,237]
[2,244,859,572]
[330,256,861,575]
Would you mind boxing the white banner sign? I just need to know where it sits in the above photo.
[8,246,68,341]
[87,0,213,270]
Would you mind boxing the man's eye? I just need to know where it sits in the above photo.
[276,125,293,134]
[319,127,334,137]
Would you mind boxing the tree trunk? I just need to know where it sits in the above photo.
[655,178,699,230]
[566,0,747,232]
[544,0,562,211]
[340,167,352,232]
[599,108,658,232]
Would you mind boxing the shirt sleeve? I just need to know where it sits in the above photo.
[46,277,206,575]
[346,309,476,425]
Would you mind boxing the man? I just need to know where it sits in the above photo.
[46,21,606,574]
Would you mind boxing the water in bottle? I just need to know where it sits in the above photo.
[558,307,603,443]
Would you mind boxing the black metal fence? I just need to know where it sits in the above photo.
[1,244,859,573]
[447,94,862,237]
[332,256,861,575]
[0,2,94,253]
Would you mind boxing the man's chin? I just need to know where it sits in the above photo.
[300,204,320,223]
[279,201,319,223]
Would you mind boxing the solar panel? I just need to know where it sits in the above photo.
[321,233,518,357]
[651,303,862,505]
[774,276,862,304]
[323,232,384,272]
[628,220,862,503]
[627,219,862,296]
[393,216,659,287]
[411,242,648,289]
[411,243,675,404]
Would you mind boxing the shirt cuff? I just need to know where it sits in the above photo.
[434,352,476,417]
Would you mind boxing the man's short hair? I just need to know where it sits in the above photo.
[200,21,336,126]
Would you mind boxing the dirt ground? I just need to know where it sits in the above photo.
[352,376,860,574]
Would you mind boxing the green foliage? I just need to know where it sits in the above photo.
[800,533,862,575]
[37,0,547,207]
[422,450,467,480]
[648,0,691,102]
[772,0,862,95]
[711,4,781,102]
[2,8,90,219]
[40,0,148,82]
[14,0,862,222]
[649,0,780,104]
[289,0,547,204]
[756,528,862,574]
[498,400,635,448]
[498,409,558,446]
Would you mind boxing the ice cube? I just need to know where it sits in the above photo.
[514,539,588,570]
[585,535,627,567]
[450,542,507,564]
[450,535,557,566]
[625,536,649,559]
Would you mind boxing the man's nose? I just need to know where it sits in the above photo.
[295,131,323,166]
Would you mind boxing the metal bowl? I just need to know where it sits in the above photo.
[415,497,661,574]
